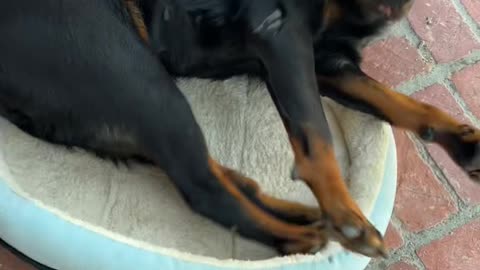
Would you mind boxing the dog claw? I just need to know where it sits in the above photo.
[340,226,386,258]
[453,128,480,183]
[290,165,300,181]
[322,208,386,258]
[358,244,388,258]
[341,225,362,239]
[419,126,435,142]
[279,228,328,255]
[468,170,480,182]
[464,143,480,183]
[253,9,283,34]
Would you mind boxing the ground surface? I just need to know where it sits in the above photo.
[365,0,480,269]
[2,0,480,269]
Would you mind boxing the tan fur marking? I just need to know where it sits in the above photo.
[208,158,321,241]
[124,0,150,44]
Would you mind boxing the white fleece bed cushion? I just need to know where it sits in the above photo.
[0,76,395,269]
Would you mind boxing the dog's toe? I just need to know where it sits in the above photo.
[435,125,480,184]
[453,127,480,183]
[324,207,387,258]
[280,221,328,255]
[462,142,480,183]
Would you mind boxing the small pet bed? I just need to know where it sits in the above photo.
[0,77,397,270]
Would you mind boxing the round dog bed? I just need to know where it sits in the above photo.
[0,77,396,270]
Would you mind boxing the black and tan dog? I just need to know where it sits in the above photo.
[1,0,479,258]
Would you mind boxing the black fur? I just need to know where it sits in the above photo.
[0,0,410,254]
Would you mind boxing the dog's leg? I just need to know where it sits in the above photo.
[222,168,323,225]
[118,82,327,254]
[317,71,480,182]
[125,69,328,254]
[0,0,327,255]
[206,159,327,254]
[91,68,327,254]
[249,4,386,257]
[1,68,326,254]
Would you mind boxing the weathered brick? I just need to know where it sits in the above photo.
[462,0,480,24]
[412,85,480,205]
[384,223,404,251]
[408,0,480,63]
[362,37,430,87]
[418,220,480,270]
[452,63,480,120]
[413,84,469,123]
[388,262,419,270]
[393,130,457,232]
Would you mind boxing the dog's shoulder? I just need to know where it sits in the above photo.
[177,0,242,26]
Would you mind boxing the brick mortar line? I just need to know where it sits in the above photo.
[396,50,480,95]
[368,214,426,270]
[370,130,480,269]
[363,5,480,98]
[451,0,480,42]
[367,5,480,269]
[409,133,466,209]
[363,18,439,96]
[363,17,480,97]
[376,18,436,65]
[391,19,436,65]
[443,79,480,127]
[381,16,439,94]
[370,204,480,270]
[398,205,480,256]
[367,131,470,269]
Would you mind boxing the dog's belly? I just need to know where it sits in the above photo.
[157,33,264,79]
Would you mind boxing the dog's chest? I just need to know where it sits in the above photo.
[154,1,384,79]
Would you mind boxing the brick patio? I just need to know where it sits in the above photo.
[366,0,480,269]
[2,0,480,269]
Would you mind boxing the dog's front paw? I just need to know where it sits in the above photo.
[323,203,387,258]
[436,124,480,183]
[279,222,328,255]
[456,125,480,182]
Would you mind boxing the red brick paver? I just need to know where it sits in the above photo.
[393,131,457,232]
[452,63,480,119]
[462,0,480,24]
[387,262,419,270]
[412,84,470,123]
[413,84,480,205]
[0,247,36,270]
[418,220,480,270]
[368,0,480,267]
[408,0,480,63]
[362,37,430,87]
[384,223,404,251]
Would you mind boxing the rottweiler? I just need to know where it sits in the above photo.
[1,0,479,258]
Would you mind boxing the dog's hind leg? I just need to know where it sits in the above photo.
[124,67,327,253]
[0,4,330,255]
[88,66,329,254]
[0,61,327,255]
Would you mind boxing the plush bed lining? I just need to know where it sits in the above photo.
[0,77,390,267]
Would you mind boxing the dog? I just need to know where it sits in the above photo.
[1,0,479,258]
